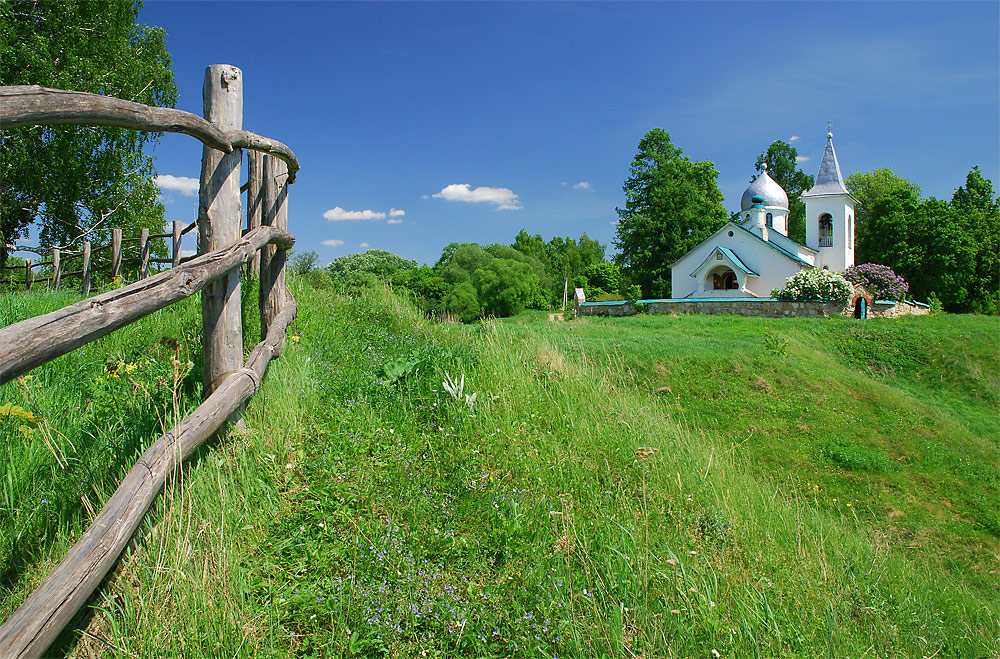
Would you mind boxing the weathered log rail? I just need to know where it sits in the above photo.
[0,65,299,659]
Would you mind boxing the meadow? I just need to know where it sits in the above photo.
[1,280,997,658]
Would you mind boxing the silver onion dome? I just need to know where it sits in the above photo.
[740,168,789,211]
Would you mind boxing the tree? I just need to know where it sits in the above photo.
[472,259,539,317]
[582,262,622,298]
[615,128,728,297]
[290,250,319,275]
[443,282,480,323]
[951,166,999,314]
[754,140,814,244]
[0,0,178,265]
[844,168,922,263]
[327,249,417,280]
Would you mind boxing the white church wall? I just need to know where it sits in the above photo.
[670,224,808,298]
[805,196,856,272]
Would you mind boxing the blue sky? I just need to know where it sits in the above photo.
[141,1,999,267]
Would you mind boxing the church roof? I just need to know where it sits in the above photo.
[740,168,789,211]
[689,246,760,278]
[669,221,815,270]
[731,223,814,267]
[802,130,851,198]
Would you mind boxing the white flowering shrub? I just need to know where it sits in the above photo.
[771,269,853,304]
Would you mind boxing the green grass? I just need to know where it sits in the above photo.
[1,283,997,657]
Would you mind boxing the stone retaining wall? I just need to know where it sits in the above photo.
[576,298,930,319]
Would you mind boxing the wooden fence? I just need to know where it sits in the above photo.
[0,65,300,659]
[1,219,199,293]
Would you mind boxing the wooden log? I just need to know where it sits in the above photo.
[81,241,91,296]
[171,220,182,268]
[139,228,150,279]
[110,228,122,280]
[0,87,299,184]
[0,86,232,153]
[230,130,299,184]
[24,258,31,290]
[0,225,293,387]
[198,64,244,400]
[180,220,198,236]
[259,156,289,345]
[52,248,61,291]
[0,295,296,659]
[246,150,263,278]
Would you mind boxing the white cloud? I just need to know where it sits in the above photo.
[155,174,199,197]
[574,181,592,190]
[324,207,386,221]
[389,208,405,217]
[431,183,522,210]
[360,242,370,248]
[789,135,801,143]
[387,218,402,224]
[180,248,197,258]
[322,239,345,247]
[796,155,811,162]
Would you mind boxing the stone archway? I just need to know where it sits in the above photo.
[710,267,739,291]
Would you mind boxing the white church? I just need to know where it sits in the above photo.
[669,130,857,299]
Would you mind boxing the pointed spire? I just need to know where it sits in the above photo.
[803,127,850,197]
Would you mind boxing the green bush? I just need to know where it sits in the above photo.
[772,269,853,304]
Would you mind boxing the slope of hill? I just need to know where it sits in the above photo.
[2,283,996,657]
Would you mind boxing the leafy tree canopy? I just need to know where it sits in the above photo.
[845,167,922,259]
[754,140,814,244]
[327,249,417,280]
[615,128,728,298]
[0,0,177,263]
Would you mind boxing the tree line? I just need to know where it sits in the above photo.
[300,231,620,322]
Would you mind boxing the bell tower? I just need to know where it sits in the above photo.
[802,125,856,271]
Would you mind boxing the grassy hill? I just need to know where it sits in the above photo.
[1,282,997,658]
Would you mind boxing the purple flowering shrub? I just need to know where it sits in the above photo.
[844,263,909,301]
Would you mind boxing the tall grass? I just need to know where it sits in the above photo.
[2,283,997,657]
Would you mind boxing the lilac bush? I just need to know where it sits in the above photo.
[844,263,909,301]
[772,269,853,304]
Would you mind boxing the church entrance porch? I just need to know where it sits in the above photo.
[710,267,739,291]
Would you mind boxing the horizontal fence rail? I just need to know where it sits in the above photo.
[0,224,293,387]
[0,86,299,182]
[0,65,300,659]
[1,218,201,293]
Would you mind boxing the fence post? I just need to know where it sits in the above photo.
[82,241,91,296]
[172,220,182,268]
[24,258,32,290]
[111,228,122,280]
[139,228,150,279]
[259,155,289,350]
[246,149,263,278]
[52,248,61,291]
[198,64,244,400]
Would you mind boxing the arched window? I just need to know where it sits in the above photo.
[766,212,773,228]
[745,213,750,222]
[819,213,834,247]
[848,215,853,249]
